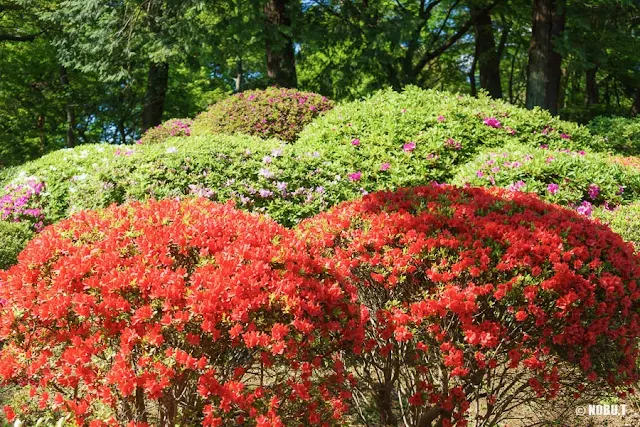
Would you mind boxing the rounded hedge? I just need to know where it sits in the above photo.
[192,87,334,142]
[298,185,640,426]
[0,198,360,426]
[137,118,193,145]
[0,221,33,270]
[588,116,640,156]
[594,202,640,252]
[453,142,640,214]
[297,86,596,182]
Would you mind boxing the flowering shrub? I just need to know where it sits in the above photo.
[594,202,640,252]
[298,185,640,426]
[611,155,640,171]
[192,88,334,142]
[0,198,361,426]
[453,143,640,215]
[137,119,193,145]
[588,116,640,155]
[0,220,33,270]
[0,177,45,230]
[297,86,596,182]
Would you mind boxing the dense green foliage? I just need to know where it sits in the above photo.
[453,142,640,210]
[594,202,640,252]
[2,0,640,166]
[0,221,33,270]
[588,116,640,155]
[192,87,334,142]
[297,87,594,181]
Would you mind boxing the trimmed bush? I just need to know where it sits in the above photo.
[299,185,640,426]
[192,87,334,142]
[297,87,595,182]
[0,135,367,228]
[588,116,640,155]
[137,118,193,145]
[0,221,33,270]
[453,143,640,214]
[0,198,361,426]
[594,202,640,252]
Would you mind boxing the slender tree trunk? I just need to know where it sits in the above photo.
[508,42,522,104]
[526,0,566,115]
[471,6,503,98]
[263,0,297,88]
[469,49,478,97]
[632,88,640,117]
[142,61,169,132]
[586,67,599,106]
[233,58,243,92]
[59,66,76,148]
[37,115,46,154]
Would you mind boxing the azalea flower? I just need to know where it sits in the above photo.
[348,171,362,181]
[351,138,360,146]
[483,117,502,128]
[403,142,416,152]
[576,200,593,217]
[166,147,178,154]
[380,163,391,171]
[437,115,446,122]
[588,184,599,200]
[547,183,559,195]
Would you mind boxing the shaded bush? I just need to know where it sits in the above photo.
[0,198,361,426]
[192,87,334,142]
[0,221,33,270]
[297,87,595,182]
[588,116,640,155]
[299,185,640,426]
[137,118,193,145]
[453,143,640,215]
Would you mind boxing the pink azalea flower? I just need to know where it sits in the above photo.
[483,117,502,128]
[547,183,559,194]
[348,171,362,181]
[380,163,391,171]
[351,138,361,146]
[403,142,416,152]
[437,115,446,122]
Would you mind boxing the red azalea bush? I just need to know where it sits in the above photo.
[298,185,640,426]
[0,199,362,426]
[192,88,334,142]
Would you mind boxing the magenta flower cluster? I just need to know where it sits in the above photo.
[0,178,45,230]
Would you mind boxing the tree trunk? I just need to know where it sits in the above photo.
[508,42,522,104]
[233,58,243,92]
[586,67,599,106]
[469,48,478,97]
[59,66,76,148]
[526,0,566,115]
[471,6,503,98]
[632,88,640,117]
[142,61,169,132]
[264,0,297,88]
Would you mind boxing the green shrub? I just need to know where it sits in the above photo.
[192,87,334,142]
[453,142,640,214]
[0,220,33,270]
[0,135,367,227]
[297,86,596,181]
[137,118,193,145]
[594,202,640,251]
[588,116,640,155]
